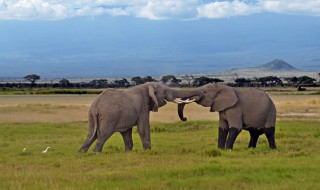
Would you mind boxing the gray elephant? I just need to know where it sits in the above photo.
[177,83,277,149]
[78,82,200,153]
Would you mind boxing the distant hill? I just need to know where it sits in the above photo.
[199,59,318,83]
[257,59,300,71]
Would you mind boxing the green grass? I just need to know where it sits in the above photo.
[0,120,319,189]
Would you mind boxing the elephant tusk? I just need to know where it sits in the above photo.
[173,98,183,104]
[184,98,196,103]
[173,98,195,104]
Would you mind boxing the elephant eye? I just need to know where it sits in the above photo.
[203,91,207,94]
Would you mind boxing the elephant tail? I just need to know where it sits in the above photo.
[87,113,99,146]
[78,113,99,153]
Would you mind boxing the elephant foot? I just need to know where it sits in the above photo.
[143,146,151,150]
[77,146,89,153]
[92,146,103,153]
[125,146,133,152]
[142,141,151,150]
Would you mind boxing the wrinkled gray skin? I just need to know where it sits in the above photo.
[178,83,277,149]
[78,82,201,153]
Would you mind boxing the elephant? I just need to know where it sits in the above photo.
[78,82,201,153]
[177,83,277,149]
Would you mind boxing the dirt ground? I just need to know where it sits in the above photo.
[0,94,319,123]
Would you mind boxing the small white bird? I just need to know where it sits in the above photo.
[23,148,26,152]
[42,147,50,153]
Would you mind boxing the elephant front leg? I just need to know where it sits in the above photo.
[218,128,229,149]
[225,128,241,149]
[121,128,133,151]
[137,118,151,150]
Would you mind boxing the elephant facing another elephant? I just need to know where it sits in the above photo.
[78,82,201,153]
[178,83,277,150]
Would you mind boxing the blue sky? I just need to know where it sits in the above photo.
[0,0,320,78]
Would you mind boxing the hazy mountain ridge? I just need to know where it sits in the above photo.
[0,59,319,83]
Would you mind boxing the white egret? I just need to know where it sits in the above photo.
[42,147,51,153]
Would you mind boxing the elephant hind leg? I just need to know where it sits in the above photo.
[248,130,263,148]
[121,128,133,151]
[92,118,118,153]
[264,127,276,149]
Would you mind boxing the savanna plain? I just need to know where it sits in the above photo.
[0,88,319,190]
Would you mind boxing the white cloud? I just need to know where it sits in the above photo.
[197,0,260,19]
[0,0,320,20]
[0,0,69,20]
[260,0,320,16]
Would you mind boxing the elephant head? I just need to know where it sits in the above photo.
[178,83,238,121]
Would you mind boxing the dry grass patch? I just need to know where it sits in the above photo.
[0,94,319,122]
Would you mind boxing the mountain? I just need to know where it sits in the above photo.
[201,59,317,83]
[257,59,300,71]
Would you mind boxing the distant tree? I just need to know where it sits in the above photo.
[193,76,224,87]
[114,78,130,87]
[89,79,108,88]
[161,75,181,86]
[59,79,71,88]
[161,75,174,84]
[234,78,251,87]
[290,77,299,84]
[24,74,40,87]
[258,76,283,87]
[182,74,194,87]
[297,76,316,85]
[142,76,157,83]
[284,77,298,86]
[131,77,144,85]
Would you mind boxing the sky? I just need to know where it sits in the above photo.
[0,0,320,78]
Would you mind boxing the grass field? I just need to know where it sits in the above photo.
[0,92,319,189]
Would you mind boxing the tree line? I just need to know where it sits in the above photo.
[0,74,318,89]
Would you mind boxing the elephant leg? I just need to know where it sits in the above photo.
[225,128,241,149]
[92,120,115,153]
[248,130,262,148]
[264,127,276,149]
[79,134,97,153]
[218,128,229,149]
[121,128,133,151]
[137,117,151,150]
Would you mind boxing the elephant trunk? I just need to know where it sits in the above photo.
[178,103,187,121]
[171,89,203,101]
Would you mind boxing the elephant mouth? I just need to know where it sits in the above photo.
[187,95,203,103]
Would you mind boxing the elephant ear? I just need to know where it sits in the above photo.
[211,86,238,112]
[148,85,159,112]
